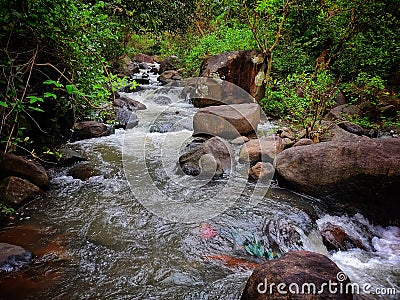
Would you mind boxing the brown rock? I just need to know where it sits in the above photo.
[0,176,42,206]
[158,70,182,83]
[334,92,347,106]
[278,127,295,140]
[72,121,113,140]
[158,55,179,73]
[337,121,377,138]
[67,164,98,181]
[281,138,295,149]
[134,53,154,63]
[0,153,49,189]
[193,103,260,139]
[274,137,400,222]
[200,50,266,101]
[325,104,361,121]
[114,95,147,110]
[319,122,363,142]
[320,223,366,251]
[241,251,353,300]
[248,162,275,182]
[117,56,139,76]
[231,136,250,145]
[293,138,313,147]
[239,136,284,163]
[58,148,87,167]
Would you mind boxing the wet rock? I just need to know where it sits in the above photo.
[67,163,98,181]
[200,50,266,101]
[158,70,182,83]
[320,223,366,251]
[231,136,250,145]
[262,219,304,253]
[241,250,353,300]
[159,55,180,74]
[115,106,139,129]
[248,162,275,182]
[135,53,154,63]
[0,176,42,206]
[131,74,150,85]
[149,122,173,133]
[337,121,377,138]
[293,138,313,147]
[274,137,400,221]
[119,84,145,93]
[185,137,209,150]
[115,95,147,110]
[179,136,232,177]
[0,243,32,273]
[0,153,49,189]
[193,103,261,139]
[138,62,150,70]
[117,56,139,77]
[0,224,69,258]
[325,104,361,121]
[153,95,172,105]
[58,148,87,167]
[239,136,284,164]
[72,121,113,140]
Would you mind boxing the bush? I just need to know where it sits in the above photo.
[261,70,338,136]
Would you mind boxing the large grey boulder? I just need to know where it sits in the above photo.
[274,137,400,221]
[179,137,233,177]
[193,103,260,139]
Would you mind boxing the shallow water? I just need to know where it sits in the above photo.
[0,72,399,299]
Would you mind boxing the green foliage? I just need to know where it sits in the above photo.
[262,70,338,133]
[0,203,15,218]
[339,73,399,129]
[243,235,280,260]
[0,0,128,152]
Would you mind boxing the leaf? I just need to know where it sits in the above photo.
[44,92,57,99]
[27,96,43,104]
[66,84,77,94]
[0,101,8,108]
[43,80,63,88]
[28,106,44,112]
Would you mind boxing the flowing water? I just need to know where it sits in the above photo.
[0,67,399,299]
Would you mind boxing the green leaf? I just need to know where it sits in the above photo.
[28,106,44,112]
[43,80,63,88]
[0,101,8,108]
[44,92,57,99]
